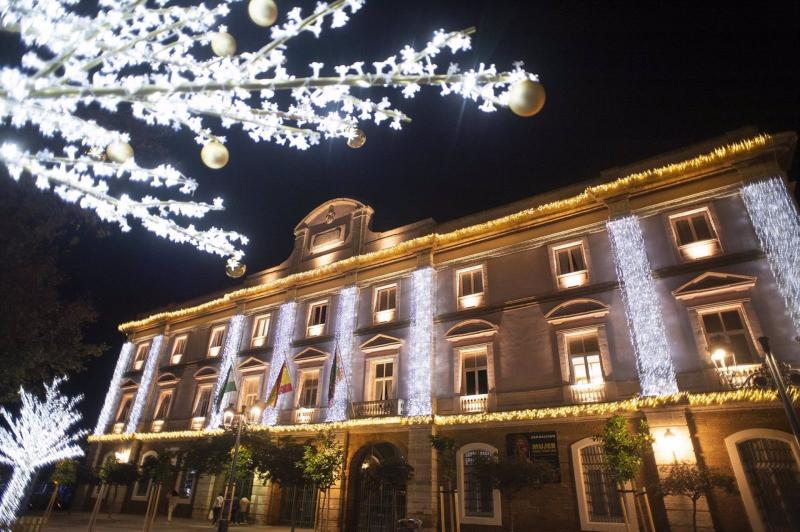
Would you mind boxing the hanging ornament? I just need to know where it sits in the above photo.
[105,141,134,163]
[201,141,229,169]
[210,32,237,57]
[347,129,366,149]
[248,0,278,27]
[225,257,246,278]
[508,80,546,117]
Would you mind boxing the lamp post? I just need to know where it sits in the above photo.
[218,400,265,532]
[756,337,800,450]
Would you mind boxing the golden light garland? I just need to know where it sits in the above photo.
[87,387,795,443]
[118,134,772,333]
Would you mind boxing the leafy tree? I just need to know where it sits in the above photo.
[98,458,140,517]
[0,181,104,401]
[183,433,238,477]
[50,460,79,486]
[363,454,414,531]
[301,431,344,531]
[473,454,555,532]
[430,435,457,489]
[654,463,737,532]
[250,436,307,532]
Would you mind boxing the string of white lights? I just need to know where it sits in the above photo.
[407,267,435,415]
[0,378,85,527]
[207,315,246,428]
[327,286,358,422]
[93,342,134,435]
[607,216,678,396]
[262,301,297,425]
[741,177,800,334]
[125,335,164,433]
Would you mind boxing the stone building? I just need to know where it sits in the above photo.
[81,128,800,532]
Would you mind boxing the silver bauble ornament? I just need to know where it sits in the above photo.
[201,141,229,169]
[106,141,134,163]
[508,80,546,117]
[211,32,237,57]
[347,129,366,149]
[225,258,246,278]
[248,0,278,27]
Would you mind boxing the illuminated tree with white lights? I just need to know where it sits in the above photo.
[0,378,85,528]
[0,0,544,275]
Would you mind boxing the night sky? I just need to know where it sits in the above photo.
[1,0,799,425]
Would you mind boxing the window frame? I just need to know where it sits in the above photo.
[132,451,159,501]
[365,356,397,402]
[250,314,271,348]
[115,393,134,424]
[152,389,173,421]
[131,342,150,371]
[296,368,321,409]
[169,335,188,365]
[207,325,227,358]
[667,206,722,262]
[692,301,762,367]
[373,283,399,324]
[190,383,214,427]
[306,299,329,337]
[453,344,495,397]
[457,443,502,526]
[238,373,264,414]
[549,238,591,290]
[456,264,487,310]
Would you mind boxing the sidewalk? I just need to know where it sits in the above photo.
[38,512,314,531]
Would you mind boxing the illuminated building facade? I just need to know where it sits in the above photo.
[81,129,800,531]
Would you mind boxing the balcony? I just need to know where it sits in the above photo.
[374,309,397,324]
[279,407,324,425]
[570,382,607,404]
[112,422,125,434]
[351,399,403,418]
[306,324,325,337]
[150,419,165,433]
[459,394,488,414]
[557,269,588,289]
[679,239,720,261]
[207,346,222,358]
[190,416,206,430]
[458,293,484,310]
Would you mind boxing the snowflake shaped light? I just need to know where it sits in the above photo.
[0,0,543,270]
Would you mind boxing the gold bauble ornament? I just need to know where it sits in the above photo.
[347,129,366,149]
[508,80,546,117]
[211,32,237,57]
[200,141,229,169]
[106,141,134,163]
[248,0,278,27]
[225,258,246,279]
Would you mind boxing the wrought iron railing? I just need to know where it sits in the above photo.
[570,382,607,404]
[351,398,403,418]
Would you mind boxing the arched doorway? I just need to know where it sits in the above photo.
[348,443,408,532]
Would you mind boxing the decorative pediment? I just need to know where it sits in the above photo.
[294,347,329,364]
[120,378,138,389]
[544,299,610,325]
[156,373,178,385]
[193,366,218,380]
[360,334,403,353]
[444,319,498,342]
[238,356,268,371]
[672,272,757,301]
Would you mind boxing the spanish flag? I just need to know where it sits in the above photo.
[266,361,292,408]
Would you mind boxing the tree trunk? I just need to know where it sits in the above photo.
[290,485,298,532]
[618,482,632,532]
[0,467,35,528]
[88,484,106,532]
[42,481,59,526]
[692,498,698,532]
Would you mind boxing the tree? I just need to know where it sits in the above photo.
[99,459,139,518]
[42,459,79,525]
[300,431,344,532]
[430,435,458,532]
[250,436,306,532]
[0,0,543,266]
[655,463,737,532]
[140,452,178,530]
[473,454,556,532]
[363,454,414,531]
[0,378,85,528]
[0,182,103,401]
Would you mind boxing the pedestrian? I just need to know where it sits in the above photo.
[238,496,250,524]
[230,496,240,525]
[167,489,179,522]
[212,493,224,524]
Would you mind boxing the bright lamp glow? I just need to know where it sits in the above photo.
[741,177,800,334]
[262,301,297,425]
[207,314,245,428]
[93,342,134,435]
[125,335,164,433]
[407,267,435,416]
[681,239,718,260]
[607,216,678,396]
[327,286,359,422]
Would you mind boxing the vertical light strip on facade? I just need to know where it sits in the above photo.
[125,335,164,433]
[407,267,435,416]
[93,342,134,435]
[741,177,800,334]
[207,314,246,428]
[607,216,678,396]
[262,301,297,425]
[327,286,359,422]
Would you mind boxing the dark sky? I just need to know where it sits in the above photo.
[2,0,799,425]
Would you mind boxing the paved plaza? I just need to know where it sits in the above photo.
[27,512,313,532]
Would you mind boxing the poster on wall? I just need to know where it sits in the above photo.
[506,431,561,482]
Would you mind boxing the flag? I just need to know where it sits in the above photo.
[267,361,292,408]
[215,366,237,410]
[328,345,342,406]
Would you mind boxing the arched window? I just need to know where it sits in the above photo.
[725,429,800,532]
[132,451,158,500]
[457,443,501,526]
[571,437,637,531]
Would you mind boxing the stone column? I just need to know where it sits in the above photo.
[406,425,438,531]
[644,408,712,532]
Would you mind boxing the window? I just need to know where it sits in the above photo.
[133,452,158,499]
[457,266,485,309]
[552,241,589,289]
[239,375,262,415]
[567,333,604,384]
[700,307,757,365]
[251,315,270,348]
[371,361,394,401]
[463,353,488,396]
[458,443,501,525]
[153,390,173,420]
[178,469,196,498]
[374,284,398,323]
[115,394,133,423]
[669,208,721,260]
[298,374,319,408]
[132,342,150,371]
[170,335,187,365]
[572,437,633,531]
[207,326,226,357]
[307,301,328,337]
[192,385,213,419]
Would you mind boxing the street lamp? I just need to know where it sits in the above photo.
[217,400,265,532]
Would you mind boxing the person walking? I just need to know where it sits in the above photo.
[167,489,179,522]
[230,496,240,525]
[212,493,224,524]
[238,496,250,524]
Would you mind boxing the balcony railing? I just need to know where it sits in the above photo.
[112,422,126,434]
[460,394,488,413]
[279,407,324,425]
[570,382,607,404]
[351,399,403,418]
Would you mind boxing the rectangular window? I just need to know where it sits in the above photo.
[170,335,187,365]
[239,375,262,410]
[251,315,270,348]
[153,390,173,420]
[132,343,150,371]
[457,266,485,309]
[463,450,494,517]
[567,333,603,384]
[463,353,489,396]
[372,361,395,401]
[116,395,133,423]
[298,375,319,408]
[307,301,328,337]
[192,385,213,418]
[701,307,757,364]
[207,326,226,357]
[374,284,398,323]
[669,208,721,260]
[553,242,589,289]
[178,469,196,498]
[580,445,624,523]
